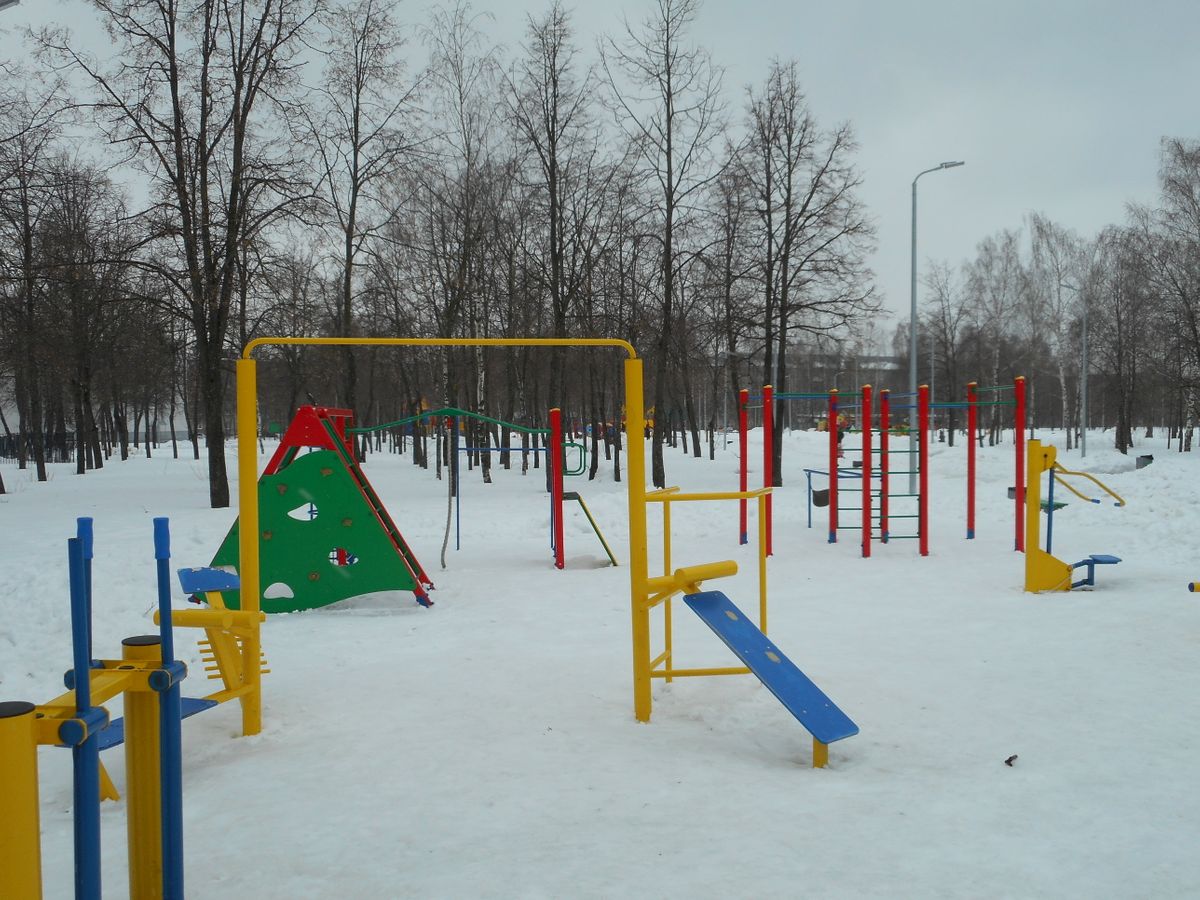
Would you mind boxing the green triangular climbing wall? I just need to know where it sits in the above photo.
[211,448,428,613]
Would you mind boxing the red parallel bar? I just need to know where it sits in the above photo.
[828,389,838,544]
[763,384,774,557]
[738,389,749,545]
[550,407,565,569]
[880,390,890,543]
[918,384,930,557]
[967,381,977,539]
[1014,375,1026,552]
[862,384,872,558]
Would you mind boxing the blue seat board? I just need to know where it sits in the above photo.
[94,696,219,752]
[1089,554,1121,564]
[177,566,241,595]
[682,591,859,744]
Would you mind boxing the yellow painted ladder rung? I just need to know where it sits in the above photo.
[207,673,223,681]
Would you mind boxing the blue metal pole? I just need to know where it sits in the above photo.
[67,536,102,900]
[454,417,461,552]
[152,518,186,899]
[1045,473,1056,555]
[77,518,94,663]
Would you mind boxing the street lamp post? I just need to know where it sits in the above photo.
[910,160,964,490]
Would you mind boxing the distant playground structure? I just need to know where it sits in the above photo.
[738,376,1028,557]
[349,406,616,568]
[1024,438,1126,591]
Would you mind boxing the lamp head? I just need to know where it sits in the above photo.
[939,160,965,169]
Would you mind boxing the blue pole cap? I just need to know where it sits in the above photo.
[154,517,170,560]
[77,517,94,559]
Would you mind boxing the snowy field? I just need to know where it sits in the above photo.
[3,426,1199,899]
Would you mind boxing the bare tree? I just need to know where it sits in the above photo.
[41,0,320,507]
[744,60,876,482]
[602,0,724,488]
[300,0,419,414]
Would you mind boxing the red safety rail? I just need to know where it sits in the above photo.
[1014,375,1026,552]
[880,390,890,543]
[828,389,839,544]
[918,385,930,557]
[763,384,774,557]
[264,405,356,475]
[861,384,872,558]
[550,408,565,569]
[738,388,749,545]
[967,381,978,540]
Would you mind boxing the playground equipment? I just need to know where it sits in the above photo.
[643,485,857,767]
[1024,439,1126,591]
[232,338,854,765]
[351,406,613,569]
[2,519,188,899]
[741,383,930,557]
[211,404,434,612]
[930,376,1026,548]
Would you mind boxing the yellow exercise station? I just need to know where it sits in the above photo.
[1024,439,1126,592]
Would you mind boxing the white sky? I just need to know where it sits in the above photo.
[4,0,1197,327]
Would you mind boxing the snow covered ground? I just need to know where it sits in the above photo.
[3,426,1199,898]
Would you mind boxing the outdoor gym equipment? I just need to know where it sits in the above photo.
[352,406,611,569]
[211,404,434,612]
[738,383,931,557]
[1024,439,1126,591]
[1,519,188,900]
[930,376,1026,548]
[231,337,855,765]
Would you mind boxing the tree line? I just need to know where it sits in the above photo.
[1,0,1193,506]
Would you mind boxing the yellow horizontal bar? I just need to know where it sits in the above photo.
[646,575,676,595]
[674,560,738,586]
[646,486,682,498]
[650,666,751,679]
[244,336,637,360]
[647,489,772,503]
[204,684,255,704]
[156,608,265,630]
[1052,464,1127,506]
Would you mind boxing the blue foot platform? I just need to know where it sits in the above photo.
[1071,554,1121,589]
[682,591,858,746]
[96,697,218,752]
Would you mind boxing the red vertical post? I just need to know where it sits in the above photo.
[967,381,978,539]
[880,390,890,543]
[738,389,749,545]
[918,384,930,557]
[861,384,872,558]
[763,384,774,557]
[1014,375,1026,552]
[550,407,565,569]
[828,389,838,544]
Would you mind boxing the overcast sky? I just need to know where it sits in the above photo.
[3,0,1196,328]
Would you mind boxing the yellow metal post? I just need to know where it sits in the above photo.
[236,357,263,736]
[757,494,768,633]
[813,739,829,768]
[122,637,163,900]
[1024,439,1073,592]
[0,701,42,900]
[625,358,651,722]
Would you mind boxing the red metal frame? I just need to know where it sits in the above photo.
[763,384,774,557]
[1014,375,1026,552]
[967,381,977,540]
[880,390,890,543]
[550,408,565,569]
[828,389,839,544]
[918,384,930,557]
[861,384,872,558]
[738,389,749,545]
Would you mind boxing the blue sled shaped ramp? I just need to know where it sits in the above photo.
[683,591,859,749]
